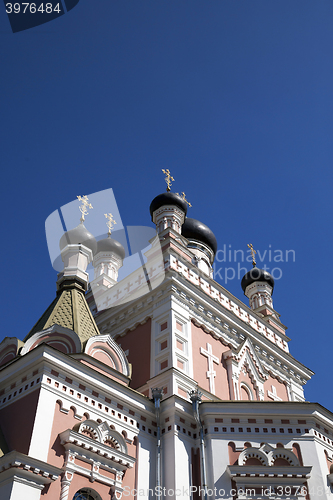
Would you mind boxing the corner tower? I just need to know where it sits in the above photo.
[241,243,286,334]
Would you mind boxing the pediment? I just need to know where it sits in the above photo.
[0,337,24,368]
[74,419,128,453]
[21,324,81,355]
[59,425,135,472]
[84,334,130,377]
[223,337,267,382]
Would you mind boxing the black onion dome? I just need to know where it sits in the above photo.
[181,218,218,255]
[59,222,97,254]
[241,267,275,293]
[149,192,188,218]
[96,236,125,260]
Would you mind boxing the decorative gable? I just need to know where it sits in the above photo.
[75,420,128,453]
[223,338,268,400]
[21,324,81,355]
[0,337,24,367]
[238,443,300,466]
[84,335,131,378]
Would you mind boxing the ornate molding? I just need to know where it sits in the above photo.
[84,335,130,377]
[59,427,133,469]
[0,450,61,488]
[59,425,135,499]
[21,324,81,356]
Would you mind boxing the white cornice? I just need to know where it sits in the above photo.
[169,280,313,384]
[92,245,291,355]
[199,400,333,423]
[166,253,289,337]
[59,429,135,470]
[227,464,312,480]
[0,344,154,415]
[94,276,312,387]
[0,450,61,487]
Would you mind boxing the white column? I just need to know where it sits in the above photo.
[163,431,192,500]
[136,435,155,498]
[60,472,73,500]
[28,386,57,461]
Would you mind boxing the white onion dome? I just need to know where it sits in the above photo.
[59,222,97,255]
[96,236,125,260]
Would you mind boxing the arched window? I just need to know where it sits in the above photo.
[240,383,253,401]
[273,457,290,466]
[244,457,263,465]
[292,443,303,466]
[73,488,102,500]
[228,442,239,465]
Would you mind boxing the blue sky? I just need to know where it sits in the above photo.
[0,1,332,410]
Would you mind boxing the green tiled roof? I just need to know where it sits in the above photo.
[24,288,100,347]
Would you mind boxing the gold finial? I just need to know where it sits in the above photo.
[104,213,116,236]
[162,169,174,192]
[176,191,192,208]
[77,195,93,222]
[247,243,257,267]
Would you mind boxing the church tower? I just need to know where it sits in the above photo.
[0,176,332,500]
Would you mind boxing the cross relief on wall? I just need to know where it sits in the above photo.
[267,384,282,401]
[200,342,219,394]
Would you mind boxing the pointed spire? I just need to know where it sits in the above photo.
[24,286,100,347]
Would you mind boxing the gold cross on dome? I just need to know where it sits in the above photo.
[104,213,116,236]
[247,243,257,267]
[176,191,192,208]
[77,195,93,222]
[162,169,174,192]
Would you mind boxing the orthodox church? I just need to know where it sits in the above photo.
[0,174,332,500]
